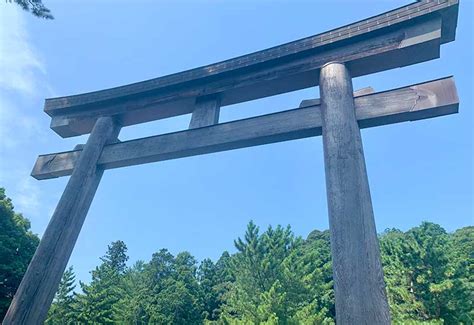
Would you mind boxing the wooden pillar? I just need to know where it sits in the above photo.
[319,62,391,324]
[3,117,121,325]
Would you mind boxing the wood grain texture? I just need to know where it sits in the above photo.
[189,96,220,129]
[47,15,450,138]
[299,86,374,108]
[31,77,458,180]
[320,62,390,324]
[3,117,121,325]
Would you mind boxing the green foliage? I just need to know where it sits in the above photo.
[39,220,471,324]
[112,260,148,324]
[74,241,129,324]
[6,0,53,19]
[0,188,39,319]
[144,250,203,324]
[219,221,334,324]
[46,266,77,324]
[380,223,473,324]
[0,200,465,325]
[2,182,468,323]
[6,0,54,19]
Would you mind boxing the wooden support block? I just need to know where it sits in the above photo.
[30,77,458,180]
[189,96,220,129]
[319,62,390,324]
[2,117,121,325]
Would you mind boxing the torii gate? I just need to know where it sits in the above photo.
[4,1,459,324]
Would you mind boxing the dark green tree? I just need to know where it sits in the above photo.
[46,266,77,324]
[6,0,53,19]
[38,219,472,325]
[219,221,333,324]
[0,188,39,318]
[199,251,234,321]
[408,223,458,322]
[380,228,425,320]
[380,222,473,324]
[102,240,128,274]
[198,258,223,321]
[449,226,474,324]
[144,250,203,324]
[75,240,128,324]
[113,261,149,324]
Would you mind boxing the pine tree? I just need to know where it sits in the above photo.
[220,221,334,324]
[113,261,149,324]
[46,266,77,324]
[7,0,53,19]
[30,219,472,325]
[75,241,128,324]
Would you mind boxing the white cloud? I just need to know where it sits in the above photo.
[0,6,47,95]
[0,165,40,215]
[0,95,45,149]
[0,5,50,149]
[14,176,41,215]
[0,5,54,225]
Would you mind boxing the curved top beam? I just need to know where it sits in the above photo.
[45,0,459,137]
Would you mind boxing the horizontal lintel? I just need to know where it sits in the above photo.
[32,77,458,180]
[48,13,451,138]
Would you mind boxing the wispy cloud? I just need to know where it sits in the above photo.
[0,5,54,226]
[0,95,45,149]
[0,5,50,149]
[0,169,44,216]
[0,6,47,95]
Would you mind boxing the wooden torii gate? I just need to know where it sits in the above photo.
[4,1,459,324]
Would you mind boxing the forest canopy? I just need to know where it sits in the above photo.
[45,224,473,324]
[0,187,472,324]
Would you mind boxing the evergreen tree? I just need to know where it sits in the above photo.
[200,252,234,322]
[113,261,149,324]
[6,0,53,19]
[449,226,474,324]
[46,266,77,324]
[144,250,203,324]
[199,258,219,320]
[219,221,333,324]
[0,188,39,318]
[75,241,128,324]
[34,219,471,325]
[380,223,474,324]
[380,229,425,320]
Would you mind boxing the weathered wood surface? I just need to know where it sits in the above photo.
[319,62,390,324]
[47,9,457,137]
[189,96,220,129]
[45,1,457,113]
[3,117,121,325]
[299,86,374,108]
[32,77,458,180]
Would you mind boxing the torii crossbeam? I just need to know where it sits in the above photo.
[4,1,459,324]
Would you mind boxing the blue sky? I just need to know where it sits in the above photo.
[0,0,472,284]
